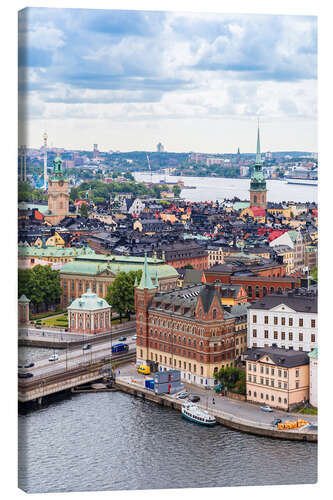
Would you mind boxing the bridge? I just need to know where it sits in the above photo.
[18,336,137,403]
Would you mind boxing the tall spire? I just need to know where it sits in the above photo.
[137,253,156,290]
[256,118,262,165]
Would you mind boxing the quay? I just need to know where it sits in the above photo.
[113,376,317,443]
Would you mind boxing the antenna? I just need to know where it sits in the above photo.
[146,153,152,184]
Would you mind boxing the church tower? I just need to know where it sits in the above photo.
[249,122,267,208]
[134,254,158,366]
[45,155,69,225]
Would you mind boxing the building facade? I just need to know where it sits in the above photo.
[135,258,237,388]
[308,347,318,408]
[247,291,317,352]
[67,289,111,334]
[245,346,309,410]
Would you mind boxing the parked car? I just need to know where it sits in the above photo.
[83,344,91,350]
[119,336,127,341]
[260,405,273,412]
[176,392,189,399]
[188,395,200,403]
[271,418,282,426]
[24,362,35,368]
[48,354,59,362]
[18,372,34,378]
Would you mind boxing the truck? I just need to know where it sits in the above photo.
[112,343,129,354]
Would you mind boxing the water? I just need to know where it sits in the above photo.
[133,172,317,204]
[18,390,317,493]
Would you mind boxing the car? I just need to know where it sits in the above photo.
[271,418,282,426]
[24,362,35,368]
[48,354,59,362]
[119,336,127,341]
[132,335,137,341]
[83,343,91,350]
[176,392,189,399]
[307,423,318,431]
[260,405,273,412]
[18,372,34,378]
[188,395,200,403]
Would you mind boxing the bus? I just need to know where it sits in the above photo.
[112,343,129,354]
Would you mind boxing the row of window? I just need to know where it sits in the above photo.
[253,315,316,328]
[248,364,299,378]
[252,330,316,343]
[149,330,233,347]
[248,391,288,405]
[248,375,300,389]
[149,342,233,361]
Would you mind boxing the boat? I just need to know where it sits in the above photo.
[181,401,216,426]
[285,178,317,187]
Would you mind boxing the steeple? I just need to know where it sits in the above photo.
[256,118,262,165]
[137,253,157,290]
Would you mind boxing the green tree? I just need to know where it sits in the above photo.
[106,270,142,320]
[80,203,89,217]
[172,185,182,197]
[215,367,246,395]
[18,265,63,313]
[311,265,318,281]
[183,264,194,269]
[70,186,80,202]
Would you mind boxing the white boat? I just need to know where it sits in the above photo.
[181,402,216,426]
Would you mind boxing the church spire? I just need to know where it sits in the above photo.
[256,118,262,165]
[137,253,156,290]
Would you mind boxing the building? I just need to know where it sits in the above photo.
[60,254,179,307]
[247,291,317,352]
[135,258,237,388]
[18,295,30,325]
[245,345,309,410]
[308,347,318,408]
[18,244,96,267]
[229,303,250,363]
[45,156,70,225]
[155,240,209,270]
[206,245,224,268]
[249,123,267,208]
[68,289,111,334]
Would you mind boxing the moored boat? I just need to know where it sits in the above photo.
[181,402,216,426]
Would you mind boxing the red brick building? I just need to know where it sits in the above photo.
[135,255,236,388]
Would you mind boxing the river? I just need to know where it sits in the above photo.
[18,351,317,494]
[133,172,317,204]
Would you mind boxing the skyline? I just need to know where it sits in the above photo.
[18,8,317,153]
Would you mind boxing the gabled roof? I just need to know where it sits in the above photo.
[245,346,310,368]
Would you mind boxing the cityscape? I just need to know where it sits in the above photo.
[17,6,317,496]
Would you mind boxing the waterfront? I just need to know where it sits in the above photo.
[133,172,317,204]
[18,387,317,493]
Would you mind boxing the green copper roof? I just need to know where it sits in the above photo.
[18,245,96,258]
[18,202,49,215]
[256,121,262,165]
[67,289,110,311]
[50,155,66,181]
[60,254,179,279]
[137,253,157,290]
[308,347,318,359]
[18,294,30,303]
[250,121,266,191]
[233,201,250,211]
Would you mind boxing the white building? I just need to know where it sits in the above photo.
[308,347,317,408]
[247,292,317,353]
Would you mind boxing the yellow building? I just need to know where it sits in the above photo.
[267,207,291,218]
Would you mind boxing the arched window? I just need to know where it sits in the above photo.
[255,286,260,298]
[277,287,283,294]
[254,195,257,203]
[270,287,275,294]
[248,285,252,297]
[213,309,217,319]
[263,286,267,296]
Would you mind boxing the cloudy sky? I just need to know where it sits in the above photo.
[18,8,317,153]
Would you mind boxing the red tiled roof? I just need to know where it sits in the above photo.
[250,206,266,217]
[268,229,287,242]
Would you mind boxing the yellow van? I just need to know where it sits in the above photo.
[137,365,150,375]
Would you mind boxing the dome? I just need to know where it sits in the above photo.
[67,289,110,311]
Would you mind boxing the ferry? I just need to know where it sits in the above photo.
[285,178,317,187]
[181,402,216,426]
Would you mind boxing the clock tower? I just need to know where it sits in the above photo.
[250,122,267,208]
[45,155,70,225]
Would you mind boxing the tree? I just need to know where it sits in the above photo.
[183,264,194,269]
[311,265,318,281]
[80,203,89,217]
[215,367,246,395]
[106,270,142,319]
[172,185,182,197]
[18,265,63,313]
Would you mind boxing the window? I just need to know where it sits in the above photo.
[274,316,278,325]
[296,381,299,389]
[253,329,257,337]
[255,286,260,298]
[254,376,257,383]
[248,364,252,371]
[271,368,275,376]
[281,332,285,340]
[253,365,256,372]
[278,397,281,403]
[284,398,287,404]
[299,333,303,341]
[248,390,251,396]
[213,309,217,319]
[311,319,316,328]
[266,394,269,400]
[271,395,274,401]
[260,393,264,399]
[288,318,293,326]
[248,375,252,382]
[311,334,316,343]
[271,380,274,387]
[299,318,303,327]
[264,316,269,324]
[260,366,264,374]
[274,331,278,340]
[284,383,287,389]
[284,371,287,378]
[289,332,293,341]
[264,330,269,339]
[252,314,257,323]
[278,381,281,388]
[299,346,303,351]
[281,317,286,326]
[265,367,269,375]
[260,378,264,384]
[254,392,257,397]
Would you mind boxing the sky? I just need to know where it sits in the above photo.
[18,7,317,153]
